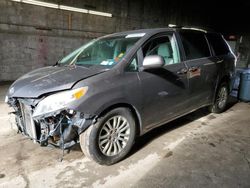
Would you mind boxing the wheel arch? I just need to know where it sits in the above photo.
[220,75,231,86]
[98,103,142,136]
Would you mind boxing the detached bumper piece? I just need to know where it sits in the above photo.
[9,98,95,150]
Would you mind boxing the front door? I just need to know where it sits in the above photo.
[137,33,190,130]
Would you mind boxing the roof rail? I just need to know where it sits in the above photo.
[182,27,207,33]
[168,24,213,33]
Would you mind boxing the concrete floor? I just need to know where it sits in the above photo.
[0,83,250,188]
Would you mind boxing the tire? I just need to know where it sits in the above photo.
[209,82,229,113]
[80,107,136,165]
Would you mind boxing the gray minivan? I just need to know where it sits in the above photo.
[5,27,236,165]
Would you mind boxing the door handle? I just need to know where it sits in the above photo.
[177,68,188,75]
[188,66,199,72]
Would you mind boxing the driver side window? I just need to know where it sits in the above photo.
[143,35,180,65]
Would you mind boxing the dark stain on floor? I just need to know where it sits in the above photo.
[163,151,173,158]
[209,143,216,147]
[208,115,216,120]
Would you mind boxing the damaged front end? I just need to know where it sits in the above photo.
[6,87,96,150]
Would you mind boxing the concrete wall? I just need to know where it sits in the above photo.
[0,0,215,81]
[0,0,109,81]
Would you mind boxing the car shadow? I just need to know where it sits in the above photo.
[129,96,238,157]
[129,107,209,156]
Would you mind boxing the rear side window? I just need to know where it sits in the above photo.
[206,33,230,56]
[179,31,210,60]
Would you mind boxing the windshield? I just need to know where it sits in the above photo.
[59,34,143,68]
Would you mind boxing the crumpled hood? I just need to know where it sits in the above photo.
[8,65,106,98]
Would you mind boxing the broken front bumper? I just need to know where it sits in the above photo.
[9,98,95,149]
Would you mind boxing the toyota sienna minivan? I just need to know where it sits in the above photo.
[5,27,236,165]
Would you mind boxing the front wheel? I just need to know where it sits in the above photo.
[80,107,136,165]
[209,82,229,113]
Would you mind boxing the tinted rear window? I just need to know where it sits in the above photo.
[206,33,230,56]
[179,31,210,60]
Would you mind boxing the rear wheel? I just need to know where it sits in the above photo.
[80,107,136,165]
[209,82,229,113]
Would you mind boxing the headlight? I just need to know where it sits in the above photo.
[33,87,88,118]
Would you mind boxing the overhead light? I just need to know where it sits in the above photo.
[10,0,112,17]
[125,33,145,38]
[59,5,88,13]
[88,10,112,17]
[168,24,177,28]
[22,0,58,9]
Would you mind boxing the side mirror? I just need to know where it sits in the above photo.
[142,55,164,70]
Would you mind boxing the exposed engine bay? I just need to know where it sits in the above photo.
[7,97,96,150]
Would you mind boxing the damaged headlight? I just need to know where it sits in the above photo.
[33,87,88,118]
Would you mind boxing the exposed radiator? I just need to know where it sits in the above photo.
[19,102,37,143]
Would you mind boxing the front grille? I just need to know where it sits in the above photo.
[19,102,37,142]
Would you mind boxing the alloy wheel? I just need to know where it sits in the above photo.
[98,115,130,156]
[217,86,228,109]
